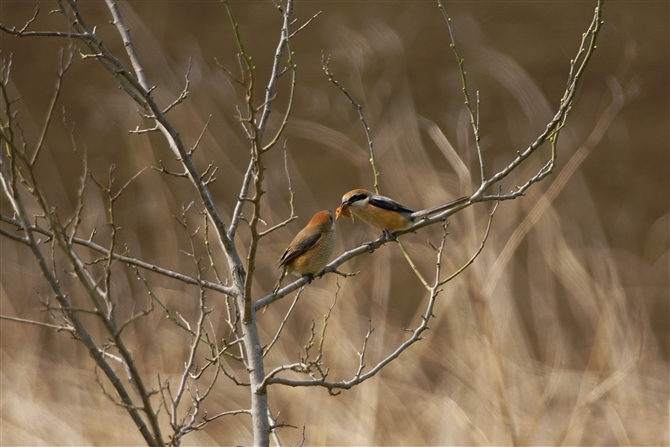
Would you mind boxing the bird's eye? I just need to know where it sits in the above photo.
[349,193,367,203]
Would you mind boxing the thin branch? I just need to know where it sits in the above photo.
[355,320,374,380]
[189,409,251,431]
[436,0,604,202]
[263,287,304,357]
[0,214,236,297]
[0,314,75,332]
[289,11,322,39]
[259,142,298,238]
[0,120,160,447]
[478,70,635,311]
[228,160,254,239]
[31,46,75,166]
[129,125,159,135]
[3,6,40,33]
[438,199,498,286]
[153,160,189,178]
[162,58,192,115]
[396,239,430,290]
[0,27,88,38]
[168,219,211,442]
[257,0,295,146]
[262,280,438,391]
[438,0,483,181]
[260,25,298,152]
[322,53,380,194]
[190,114,212,156]
[203,213,227,286]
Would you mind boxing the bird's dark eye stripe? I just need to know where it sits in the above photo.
[349,193,368,203]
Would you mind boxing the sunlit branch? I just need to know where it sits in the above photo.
[438,199,498,286]
[0,214,236,297]
[190,114,212,156]
[437,0,483,181]
[0,107,159,447]
[203,215,227,285]
[262,284,440,391]
[263,287,304,357]
[261,11,298,153]
[437,0,604,202]
[289,10,322,39]
[259,143,298,238]
[479,70,636,309]
[162,58,192,115]
[396,239,431,290]
[0,314,75,332]
[322,53,380,194]
[72,0,244,287]
[167,219,212,443]
[31,47,74,166]
[188,409,251,432]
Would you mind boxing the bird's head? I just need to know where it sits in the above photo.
[337,189,372,221]
[309,209,335,231]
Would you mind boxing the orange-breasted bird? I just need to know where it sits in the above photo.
[337,189,469,235]
[274,210,336,293]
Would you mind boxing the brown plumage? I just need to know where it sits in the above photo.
[274,210,336,293]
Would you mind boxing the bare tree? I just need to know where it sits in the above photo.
[0,0,605,445]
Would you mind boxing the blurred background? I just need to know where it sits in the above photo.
[1,0,667,445]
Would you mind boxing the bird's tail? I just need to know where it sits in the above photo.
[410,196,470,219]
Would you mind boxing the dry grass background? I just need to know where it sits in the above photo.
[1,1,668,446]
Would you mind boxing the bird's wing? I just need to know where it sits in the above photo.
[277,231,322,267]
[368,194,415,214]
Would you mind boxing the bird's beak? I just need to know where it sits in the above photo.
[336,204,354,222]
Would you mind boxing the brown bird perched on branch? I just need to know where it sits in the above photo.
[274,210,336,293]
[337,189,469,235]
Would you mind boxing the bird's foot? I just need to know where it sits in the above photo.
[382,229,397,241]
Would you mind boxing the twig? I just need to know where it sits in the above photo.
[438,199,498,286]
[0,314,75,332]
[289,11,321,39]
[162,58,192,115]
[31,46,75,166]
[263,287,304,357]
[0,214,236,297]
[438,0,483,181]
[322,53,380,193]
[190,114,212,156]
[396,239,430,290]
